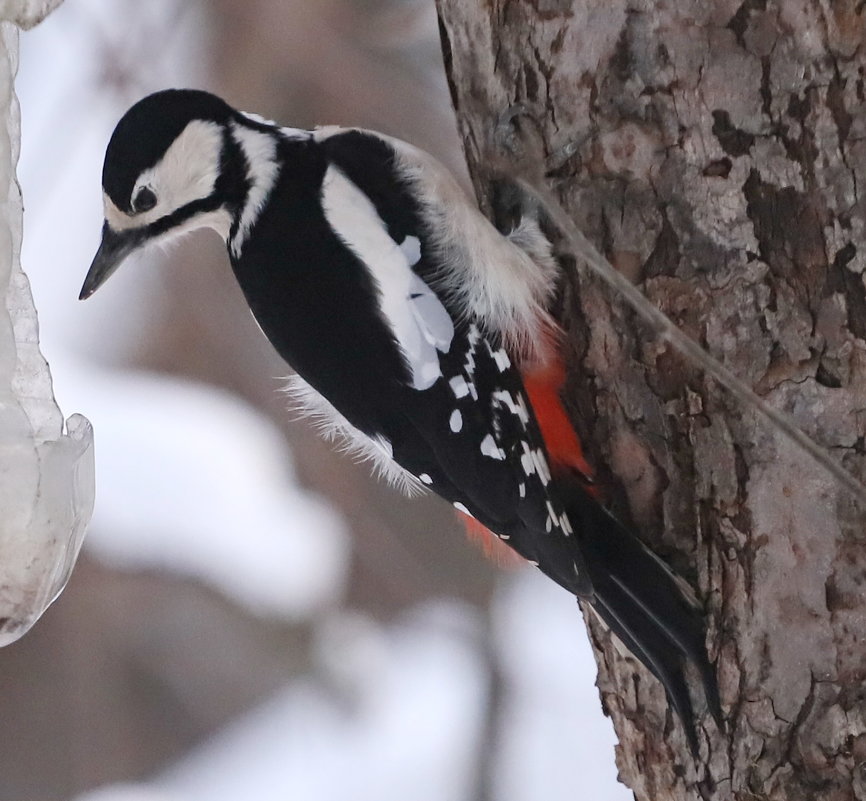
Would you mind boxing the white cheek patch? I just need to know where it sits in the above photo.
[103,119,224,233]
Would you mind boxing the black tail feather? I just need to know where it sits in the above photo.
[563,483,721,751]
[586,579,701,754]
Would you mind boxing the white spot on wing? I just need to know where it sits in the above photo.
[320,165,454,391]
[480,433,505,461]
[545,500,560,534]
[419,473,433,485]
[492,390,530,426]
[408,271,453,353]
[453,502,473,518]
[520,441,536,476]
[449,409,463,433]
[458,327,480,400]
[485,340,512,372]
[400,235,421,265]
[532,447,551,485]
[449,376,470,399]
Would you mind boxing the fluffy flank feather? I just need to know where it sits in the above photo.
[505,215,559,283]
[283,374,426,497]
[386,137,558,364]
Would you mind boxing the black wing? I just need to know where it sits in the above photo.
[320,129,592,596]
[319,131,721,748]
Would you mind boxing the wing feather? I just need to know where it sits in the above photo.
[320,164,454,391]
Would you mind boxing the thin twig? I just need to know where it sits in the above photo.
[515,177,866,508]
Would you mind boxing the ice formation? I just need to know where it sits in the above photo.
[0,0,94,646]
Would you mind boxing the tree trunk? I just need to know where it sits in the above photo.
[436,1,866,799]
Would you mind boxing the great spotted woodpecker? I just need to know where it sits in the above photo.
[80,89,719,750]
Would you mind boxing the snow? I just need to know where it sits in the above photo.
[0,1,95,647]
[3,0,348,623]
[72,576,630,801]
[493,571,631,801]
[0,0,63,29]
[155,603,487,801]
[52,357,350,619]
[73,789,182,801]
[74,604,487,801]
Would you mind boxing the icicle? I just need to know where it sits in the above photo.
[0,1,94,646]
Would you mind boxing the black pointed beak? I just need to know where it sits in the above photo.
[79,224,136,300]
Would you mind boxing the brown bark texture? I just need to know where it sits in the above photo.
[436,1,866,799]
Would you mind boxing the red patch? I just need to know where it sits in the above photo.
[458,512,525,568]
[521,357,595,483]
[459,352,597,565]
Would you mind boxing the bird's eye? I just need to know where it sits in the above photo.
[132,186,157,213]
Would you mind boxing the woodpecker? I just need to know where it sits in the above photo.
[80,89,719,750]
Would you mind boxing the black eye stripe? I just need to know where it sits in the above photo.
[132,186,157,213]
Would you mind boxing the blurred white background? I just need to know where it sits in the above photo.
[2,1,629,799]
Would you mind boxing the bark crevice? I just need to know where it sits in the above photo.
[437,0,866,798]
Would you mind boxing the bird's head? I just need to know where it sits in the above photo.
[80,88,245,300]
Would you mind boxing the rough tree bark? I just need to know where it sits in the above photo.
[436,2,866,799]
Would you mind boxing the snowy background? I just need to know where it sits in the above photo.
[1,1,630,799]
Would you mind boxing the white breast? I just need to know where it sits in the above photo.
[283,374,424,496]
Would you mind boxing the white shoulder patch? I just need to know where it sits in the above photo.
[320,164,454,390]
[384,134,559,363]
[283,374,425,497]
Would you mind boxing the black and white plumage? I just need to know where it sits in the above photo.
[81,89,719,750]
